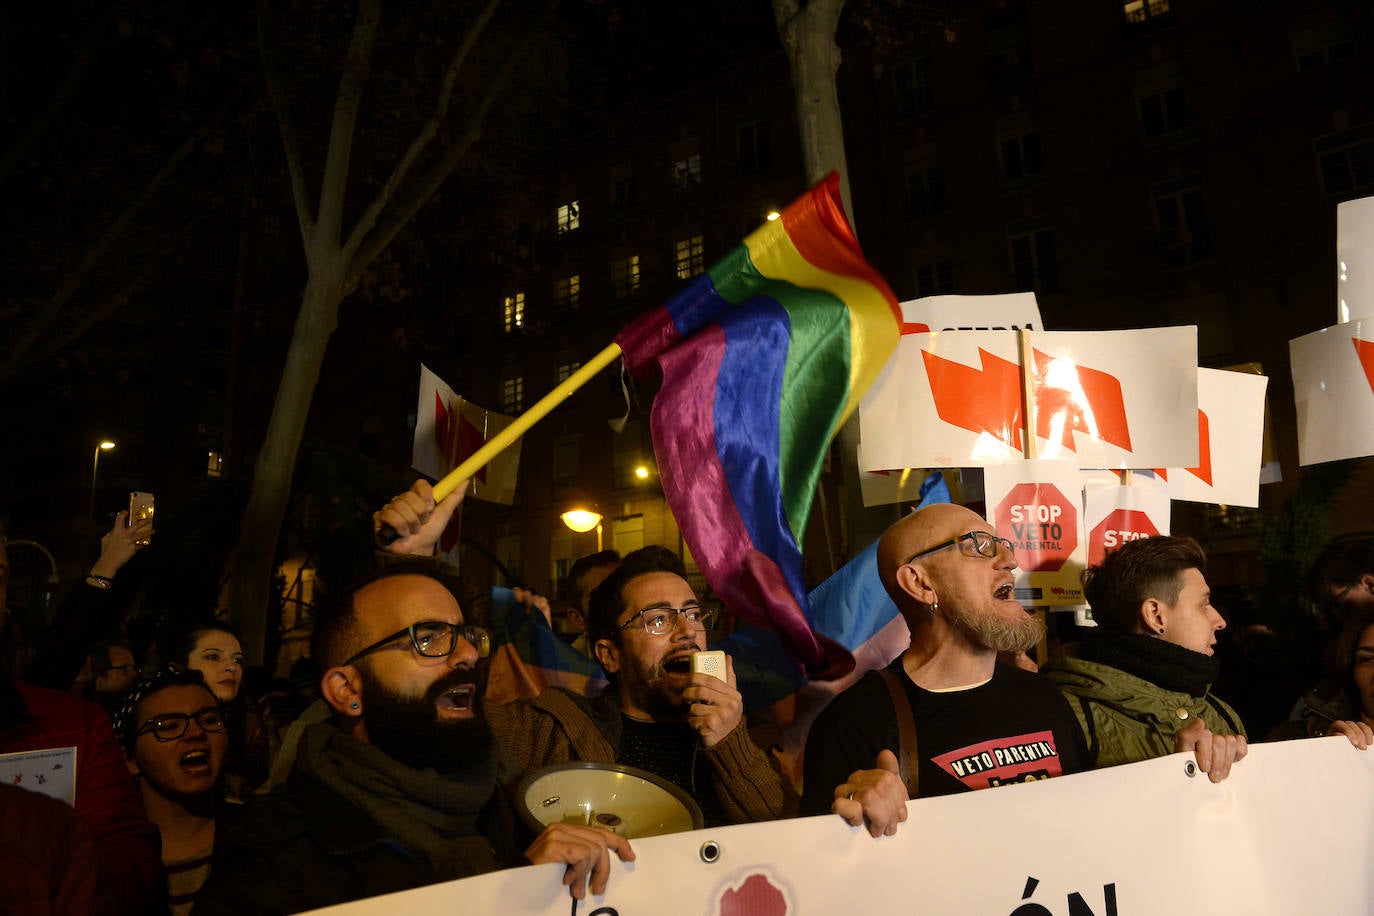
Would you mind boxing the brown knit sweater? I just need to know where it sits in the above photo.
[486,688,795,825]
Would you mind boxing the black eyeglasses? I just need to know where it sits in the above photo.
[343,621,491,667]
[905,530,1016,565]
[617,604,718,636]
[135,707,227,742]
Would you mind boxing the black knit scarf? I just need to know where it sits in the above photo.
[1078,628,1221,698]
[296,721,506,881]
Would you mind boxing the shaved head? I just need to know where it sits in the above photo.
[877,504,990,604]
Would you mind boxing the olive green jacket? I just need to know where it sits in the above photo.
[1043,654,1246,770]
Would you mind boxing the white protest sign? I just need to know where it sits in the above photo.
[1290,319,1374,466]
[897,291,1042,332]
[413,364,521,504]
[856,445,932,507]
[0,746,77,805]
[1338,195,1374,323]
[1155,367,1269,508]
[1083,474,1171,567]
[303,739,1374,916]
[859,328,1199,470]
[984,460,1087,606]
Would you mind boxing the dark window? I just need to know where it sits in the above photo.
[739,121,772,174]
[904,166,947,221]
[1000,131,1044,184]
[1010,229,1059,294]
[1154,186,1214,266]
[894,58,934,117]
[612,175,637,211]
[1317,136,1374,195]
[1139,87,1191,139]
[916,260,955,297]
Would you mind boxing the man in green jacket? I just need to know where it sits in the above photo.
[1044,536,1249,781]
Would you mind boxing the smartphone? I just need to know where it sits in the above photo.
[691,650,727,683]
[128,491,155,546]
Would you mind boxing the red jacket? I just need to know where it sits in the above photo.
[0,675,162,915]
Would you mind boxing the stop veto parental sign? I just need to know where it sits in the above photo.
[995,482,1078,572]
[1088,508,1160,566]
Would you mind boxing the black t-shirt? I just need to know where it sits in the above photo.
[616,717,729,827]
[801,660,1088,815]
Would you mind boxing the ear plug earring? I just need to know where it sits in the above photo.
[350,701,360,710]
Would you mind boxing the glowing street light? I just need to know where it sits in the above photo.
[561,508,604,551]
[90,440,116,520]
[634,465,650,481]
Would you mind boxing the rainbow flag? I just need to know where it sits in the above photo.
[615,174,901,677]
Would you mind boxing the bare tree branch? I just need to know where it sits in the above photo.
[346,0,560,284]
[4,91,239,374]
[257,0,316,247]
[0,204,217,383]
[341,0,505,264]
[0,32,94,185]
[315,0,382,249]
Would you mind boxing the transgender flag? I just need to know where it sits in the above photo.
[615,174,901,677]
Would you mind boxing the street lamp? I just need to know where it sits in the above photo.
[561,508,603,552]
[89,440,115,520]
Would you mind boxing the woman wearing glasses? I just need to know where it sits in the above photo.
[115,668,240,915]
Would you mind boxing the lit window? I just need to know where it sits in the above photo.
[1122,0,1171,25]
[206,450,223,478]
[612,255,640,300]
[674,236,704,279]
[555,275,580,315]
[503,292,525,333]
[502,376,524,414]
[556,201,580,234]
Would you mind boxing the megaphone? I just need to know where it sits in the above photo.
[516,762,705,839]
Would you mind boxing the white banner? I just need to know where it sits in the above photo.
[984,460,1088,606]
[1290,320,1374,466]
[413,364,522,504]
[1156,367,1268,508]
[897,291,1042,332]
[304,739,1374,915]
[859,328,1199,471]
[1338,195,1374,323]
[1082,474,1171,568]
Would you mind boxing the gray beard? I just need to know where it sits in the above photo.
[944,602,1045,654]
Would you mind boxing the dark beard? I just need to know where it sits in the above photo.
[359,667,492,773]
[623,659,691,721]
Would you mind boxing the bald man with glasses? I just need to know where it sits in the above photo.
[196,563,633,914]
[487,545,794,827]
[801,504,1087,836]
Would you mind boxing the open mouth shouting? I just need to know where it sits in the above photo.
[180,748,215,776]
[434,683,477,718]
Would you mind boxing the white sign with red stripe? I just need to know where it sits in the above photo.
[1290,319,1374,466]
[1155,367,1269,508]
[897,292,1042,333]
[859,328,1199,471]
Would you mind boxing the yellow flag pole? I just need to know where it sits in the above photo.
[431,342,625,502]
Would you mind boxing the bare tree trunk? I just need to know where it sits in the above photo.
[773,0,898,558]
[230,0,557,663]
[230,272,344,662]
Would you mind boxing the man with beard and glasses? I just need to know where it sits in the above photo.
[194,564,633,914]
[486,545,794,827]
[800,504,1088,836]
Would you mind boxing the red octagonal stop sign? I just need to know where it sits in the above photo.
[994,482,1078,573]
[1088,508,1160,567]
